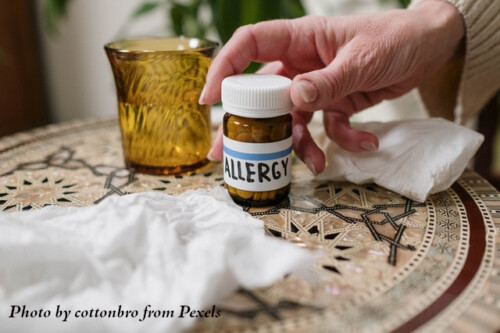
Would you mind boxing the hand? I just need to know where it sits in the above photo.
[200,0,464,174]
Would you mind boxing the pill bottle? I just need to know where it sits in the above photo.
[222,74,293,206]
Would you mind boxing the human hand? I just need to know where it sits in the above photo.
[200,0,464,174]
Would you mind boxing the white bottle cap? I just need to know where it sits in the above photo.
[221,74,292,118]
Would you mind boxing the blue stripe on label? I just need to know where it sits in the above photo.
[223,146,292,161]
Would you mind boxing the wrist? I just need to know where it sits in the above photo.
[412,0,465,59]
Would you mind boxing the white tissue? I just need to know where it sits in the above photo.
[0,188,313,333]
[314,118,484,202]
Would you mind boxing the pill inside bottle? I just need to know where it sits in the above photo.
[221,74,293,206]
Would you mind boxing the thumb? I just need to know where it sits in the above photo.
[290,59,357,112]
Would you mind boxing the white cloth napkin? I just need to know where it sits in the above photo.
[0,188,313,333]
[313,118,484,202]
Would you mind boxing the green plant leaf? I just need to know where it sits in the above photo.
[243,62,262,74]
[45,0,72,35]
[397,0,411,8]
[188,0,203,16]
[209,0,306,43]
[116,0,166,39]
[379,0,411,8]
[170,3,189,36]
[280,0,306,18]
[169,0,207,38]
[208,0,239,44]
[208,0,306,72]
[131,1,161,19]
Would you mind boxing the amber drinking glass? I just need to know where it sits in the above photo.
[105,37,217,175]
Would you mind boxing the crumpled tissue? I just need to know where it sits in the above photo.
[0,188,314,333]
[314,118,484,202]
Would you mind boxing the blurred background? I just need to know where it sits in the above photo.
[0,0,498,187]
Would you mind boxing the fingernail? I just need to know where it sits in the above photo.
[198,86,207,105]
[304,157,317,175]
[296,81,318,103]
[360,141,378,151]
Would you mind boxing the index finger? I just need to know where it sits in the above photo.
[199,20,293,105]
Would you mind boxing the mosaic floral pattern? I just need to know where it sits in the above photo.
[0,119,498,332]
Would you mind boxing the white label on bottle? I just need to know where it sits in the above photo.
[223,135,292,192]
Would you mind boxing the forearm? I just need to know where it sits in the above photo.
[412,0,465,59]
[411,0,500,123]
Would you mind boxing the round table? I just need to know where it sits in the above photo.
[0,119,499,332]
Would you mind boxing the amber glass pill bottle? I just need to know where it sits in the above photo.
[222,74,293,206]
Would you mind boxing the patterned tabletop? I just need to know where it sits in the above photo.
[0,119,499,332]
